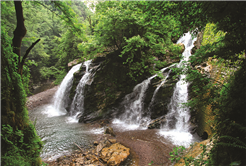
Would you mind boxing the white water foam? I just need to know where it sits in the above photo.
[159,130,193,148]
[112,119,147,131]
[42,105,66,117]
[66,112,81,123]
[89,127,105,134]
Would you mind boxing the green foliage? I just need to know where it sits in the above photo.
[1,124,42,166]
[183,2,246,164]
[40,66,64,80]
[1,29,43,166]
[2,1,89,86]
[53,29,83,72]
[80,1,182,80]
[170,2,246,61]
[148,161,154,165]
[54,70,67,85]
[169,144,211,166]
[169,146,186,163]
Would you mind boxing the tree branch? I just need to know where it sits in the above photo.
[73,142,83,152]
[18,39,41,75]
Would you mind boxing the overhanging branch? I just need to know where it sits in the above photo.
[18,39,41,75]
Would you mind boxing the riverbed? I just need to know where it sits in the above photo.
[27,86,201,165]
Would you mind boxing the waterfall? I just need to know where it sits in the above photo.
[69,60,93,117]
[52,63,82,115]
[159,32,197,147]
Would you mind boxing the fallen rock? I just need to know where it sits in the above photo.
[45,136,130,166]
[105,127,116,137]
[100,143,130,166]
[177,43,185,53]
[94,141,99,146]
[109,139,117,144]
[148,116,166,129]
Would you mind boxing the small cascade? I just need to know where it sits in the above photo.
[159,32,197,147]
[116,75,155,127]
[148,64,177,111]
[51,63,82,115]
[69,60,93,117]
[114,64,176,129]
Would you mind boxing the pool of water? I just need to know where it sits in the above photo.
[29,104,103,161]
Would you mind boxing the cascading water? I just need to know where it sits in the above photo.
[113,75,155,129]
[159,32,197,147]
[44,63,82,117]
[148,64,176,111]
[69,60,93,120]
[113,64,175,130]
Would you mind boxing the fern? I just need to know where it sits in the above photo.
[230,122,246,134]
[220,135,246,147]
[216,142,246,150]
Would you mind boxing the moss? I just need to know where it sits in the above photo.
[1,31,43,166]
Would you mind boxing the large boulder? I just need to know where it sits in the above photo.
[100,143,130,166]
[77,51,151,122]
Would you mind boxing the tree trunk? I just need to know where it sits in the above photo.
[12,1,27,75]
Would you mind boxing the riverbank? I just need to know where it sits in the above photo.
[26,86,58,110]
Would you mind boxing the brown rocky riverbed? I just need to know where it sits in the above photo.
[27,87,175,166]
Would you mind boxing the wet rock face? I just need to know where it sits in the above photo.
[104,127,116,137]
[76,51,150,122]
[145,70,178,120]
[69,48,181,123]
[191,32,203,54]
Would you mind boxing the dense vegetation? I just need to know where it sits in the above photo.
[1,1,90,165]
[1,1,245,165]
